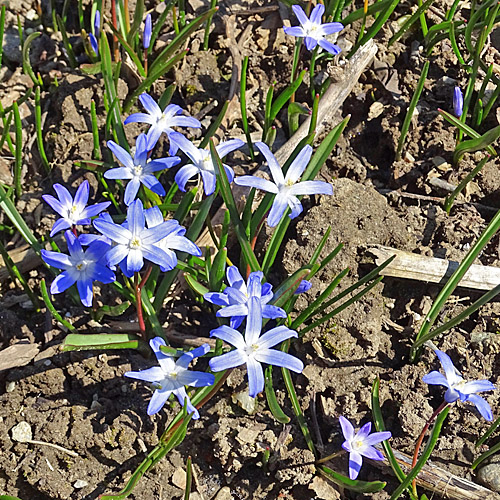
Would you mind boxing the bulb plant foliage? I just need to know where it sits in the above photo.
[10,0,496,498]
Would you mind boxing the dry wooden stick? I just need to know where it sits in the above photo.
[371,446,500,500]
[369,244,500,291]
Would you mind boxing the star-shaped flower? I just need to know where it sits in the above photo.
[423,349,495,420]
[125,337,214,417]
[339,416,391,480]
[124,93,201,152]
[170,131,244,196]
[41,230,115,307]
[42,180,110,237]
[105,133,180,206]
[234,142,333,227]
[209,296,303,397]
[284,4,344,55]
[204,266,286,329]
[93,199,182,277]
[144,206,202,271]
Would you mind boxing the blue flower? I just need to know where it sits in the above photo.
[42,180,111,237]
[143,13,152,50]
[209,297,303,398]
[423,349,495,421]
[144,206,202,271]
[339,416,391,480]
[93,199,184,277]
[124,93,201,152]
[234,142,333,227]
[284,4,344,55]
[170,132,244,196]
[453,86,463,117]
[295,280,312,294]
[41,230,115,307]
[125,337,214,417]
[89,10,100,55]
[105,133,180,206]
[204,266,286,329]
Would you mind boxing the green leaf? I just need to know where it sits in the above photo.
[62,333,148,352]
[184,274,210,297]
[184,455,193,500]
[471,439,500,470]
[94,301,131,322]
[476,415,500,448]
[390,407,450,500]
[372,378,407,484]
[108,22,145,77]
[389,0,434,45]
[453,124,500,164]
[319,465,387,493]
[148,8,216,75]
[270,69,306,123]
[411,207,500,360]
[210,140,260,272]
[265,365,290,423]
[40,279,76,331]
[22,32,42,85]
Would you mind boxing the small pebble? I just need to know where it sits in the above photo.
[11,421,33,443]
[6,381,15,393]
[74,480,88,489]
[477,463,500,492]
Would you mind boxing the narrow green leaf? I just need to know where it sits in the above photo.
[22,31,42,85]
[126,0,144,44]
[108,22,146,77]
[184,456,193,500]
[40,279,76,331]
[453,125,500,164]
[13,101,22,198]
[411,207,500,360]
[389,0,434,45]
[265,365,290,423]
[472,438,500,470]
[56,15,77,68]
[270,70,306,123]
[476,416,500,448]
[210,140,260,272]
[372,378,407,484]
[391,408,450,499]
[396,61,429,161]
[35,86,50,174]
[62,333,147,352]
[319,466,387,493]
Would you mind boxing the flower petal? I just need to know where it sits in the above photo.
[139,92,162,118]
[283,26,306,37]
[247,357,264,397]
[76,278,93,307]
[255,142,285,185]
[124,177,141,206]
[434,349,462,385]
[51,271,76,294]
[317,38,341,55]
[467,393,493,421]
[285,145,312,184]
[348,451,363,480]
[460,380,496,395]
[216,139,244,158]
[258,325,297,349]
[41,250,72,269]
[359,445,385,461]
[73,180,90,211]
[93,220,132,244]
[310,3,325,23]
[321,22,344,35]
[245,296,263,346]
[141,175,166,197]
[147,389,171,415]
[175,164,200,192]
[234,175,279,194]
[292,4,309,25]
[288,180,333,196]
[422,370,450,388]
[125,366,164,383]
[124,112,155,125]
[176,344,211,369]
[173,386,199,419]
[50,218,71,236]
[107,141,134,168]
[177,370,215,388]
[363,431,392,447]
[210,325,246,350]
[52,183,73,207]
[339,416,355,442]
[209,349,246,372]
[200,169,216,196]
[254,348,303,373]
[267,194,289,227]
[216,304,248,318]
[127,199,146,234]
[104,167,134,180]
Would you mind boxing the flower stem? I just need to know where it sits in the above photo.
[315,449,344,464]
[134,265,152,338]
[411,400,449,495]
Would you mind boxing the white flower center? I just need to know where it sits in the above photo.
[452,379,466,391]
[129,237,142,249]
[200,153,215,173]
[245,344,260,356]
[352,439,364,450]
[133,165,143,176]
[285,178,295,187]
[303,21,321,38]
[67,204,80,222]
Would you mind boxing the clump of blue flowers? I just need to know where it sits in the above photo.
[423,348,495,420]
[125,337,214,417]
